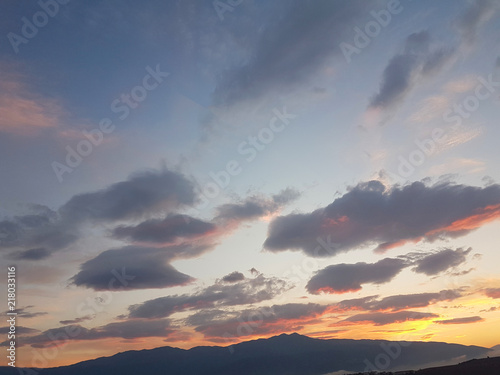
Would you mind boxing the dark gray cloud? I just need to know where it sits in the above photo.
[370,53,419,109]
[454,0,498,44]
[212,0,369,106]
[0,326,38,335]
[337,289,463,312]
[128,274,291,319]
[59,315,94,325]
[369,31,455,109]
[215,188,300,223]
[2,306,48,319]
[435,316,484,324]
[71,245,211,290]
[12,247,52,260]
[60,169,196,223]
[369,0,498,112]
[264,180,500,257]
[2,168,198,260]
[23,319,173,347]
[221,271,245,283]
[412,247,472,276]
[112,214,216,244]
[71,185,297,291]
[306,247,473,295]
[0,206,78,256]
[306,258,407,294]
[342,311,439,326]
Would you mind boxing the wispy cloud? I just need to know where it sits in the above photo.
[0,63,65,136]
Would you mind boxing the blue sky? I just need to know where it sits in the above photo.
[1,0,500,368]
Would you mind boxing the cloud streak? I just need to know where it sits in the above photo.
[212,0,369,107]
[435,316,484,324]
[336,289,463,312]
[23,319,173,348]
[128,273,292,318]
[342,311,439,326]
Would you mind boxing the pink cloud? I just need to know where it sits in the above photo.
[0,65,65,136]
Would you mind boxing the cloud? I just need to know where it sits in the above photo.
[112,214,216,244]
[370,52,420,109]
[221,271,245,283]
[215,188,300,223]
[342,311,439,326]
[109,188,297,247]
[2,168,199,260]
[0,205,78,255]
[454,0,498,45]
[480,306,497,312]
[68,183,298,290]
[337,289,463,312]
[484,288,500,298]
[1,306,47,319]
[0,63,63,136]
[11,247,52,260]
[71,245,209,290]
[0,326,39,335]
[369,0,498,113]
[188,303,329,340]
[60,168,196,223]
[264,180,500,257]
[412,247,472,276]
[23,319,173,347]
[306,258,407,294]
[307,247,472,295]
[369,31,455,110]
[59,316,94,325]
[212,0,368,107]
[128,273,291,319]
[434,316,484,324]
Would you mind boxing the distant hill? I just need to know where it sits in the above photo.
[411,356,500,375]
[343,356,500,375]
[0,333,493,375]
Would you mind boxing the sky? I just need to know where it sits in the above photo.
[0,0,500,369]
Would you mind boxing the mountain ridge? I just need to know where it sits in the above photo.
[0,333,493,375]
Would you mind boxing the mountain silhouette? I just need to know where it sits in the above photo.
[0,333,493,375]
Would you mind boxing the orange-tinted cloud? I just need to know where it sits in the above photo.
[426,204,500,237]
[340,311,439,326]
[484,288,500,299]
